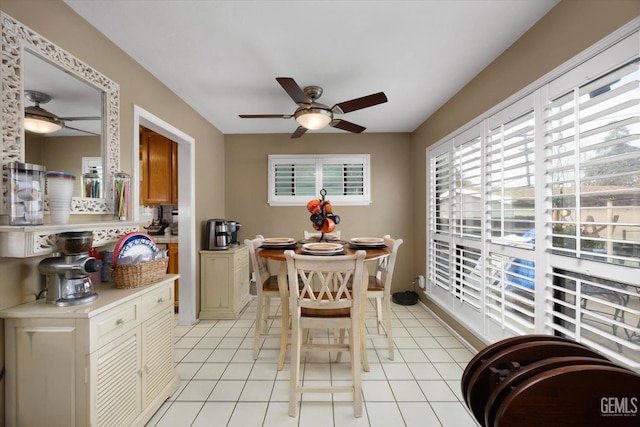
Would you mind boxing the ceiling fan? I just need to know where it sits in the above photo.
[24,90,101,136]
[239,77,388,138]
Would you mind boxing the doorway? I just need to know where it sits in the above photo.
[132,105,197,326]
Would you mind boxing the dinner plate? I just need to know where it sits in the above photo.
[350,237,384,245]
[302,242,343,252]
[112,232,158,265]
[302,248,345,256]
[262,237,296,246]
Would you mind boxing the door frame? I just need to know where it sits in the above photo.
[132,105,197,325]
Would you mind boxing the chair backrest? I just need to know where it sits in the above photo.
[375,235,403,292]
[285,250,366,313]
[244,235,272,287]
[303,230,342,240]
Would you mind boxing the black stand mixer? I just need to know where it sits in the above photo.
[39,231,102,306]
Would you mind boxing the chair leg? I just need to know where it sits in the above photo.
[253,295,265,359]
[383,296,394,361]
[278,296,289,370]
[263,297,272,331]
[375,297,383,334]
[351,317,363,417]
[289,316,302,417]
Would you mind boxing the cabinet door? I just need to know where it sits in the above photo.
[141,307,175,407]
[6,319,86,427]
[168,243,179,309]
[90,327,142,427]
[140,127,174,205]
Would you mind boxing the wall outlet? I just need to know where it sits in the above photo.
[418,275,426,289]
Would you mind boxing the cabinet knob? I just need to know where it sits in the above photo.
[157,297,164,304]
[116,318,124,326]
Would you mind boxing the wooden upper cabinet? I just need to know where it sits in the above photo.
[140,127,178,205]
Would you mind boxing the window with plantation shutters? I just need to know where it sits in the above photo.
[547,57,640,267]
[268,154,370,205]
[426,24,640,370]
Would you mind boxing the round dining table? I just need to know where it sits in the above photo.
[256,240,391,371]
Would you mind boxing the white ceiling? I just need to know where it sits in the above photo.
[62,0,560,137]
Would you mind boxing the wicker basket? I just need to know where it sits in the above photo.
[110,257,169,289]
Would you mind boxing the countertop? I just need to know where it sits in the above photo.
[154,235,179,244]
[0,274,179,319]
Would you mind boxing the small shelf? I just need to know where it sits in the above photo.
[0,221,144,258]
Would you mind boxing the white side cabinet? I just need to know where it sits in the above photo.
[0,275,180,427]
[199,245,251,319]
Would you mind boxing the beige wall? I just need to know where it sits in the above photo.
[411,0,639,348]
[224,132,414,292]
[0,0,225,418]
[0,0,225,310]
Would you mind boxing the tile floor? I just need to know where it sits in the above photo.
[146,298,481,427]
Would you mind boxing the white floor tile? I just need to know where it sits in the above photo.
[155,299,481,427]
[191,402,235,427]
[365,402,404,427]
[239,379,275,401]
[227,402,269,427]
[430,401,479,427]
[153,401,203,427]
[175,380,216,401]
[397,401,442,427]
[207,380,246,401]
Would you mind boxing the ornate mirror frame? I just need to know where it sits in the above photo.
[1,12,119,215]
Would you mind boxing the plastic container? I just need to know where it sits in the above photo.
[82,172,101,198]
[112,172,130,221]
[6,162,46,225]
[46,171,76,224]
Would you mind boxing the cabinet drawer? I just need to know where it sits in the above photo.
[234,247,248,266]
[142,283,173,320]
[90,299,140,351]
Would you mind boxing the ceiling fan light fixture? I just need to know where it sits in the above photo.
[295,108,332,130]
[24,91,63,134]
[24,109,63,134]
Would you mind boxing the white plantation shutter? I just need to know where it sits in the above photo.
[269,155,370,205]
[546,58,640,266]
[273,160,316,197]
[427,25,640,369]
[429,149,452,293]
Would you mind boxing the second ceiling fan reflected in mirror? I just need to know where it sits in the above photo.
[24,90,100,136]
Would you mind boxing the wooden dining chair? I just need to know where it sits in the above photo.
[284,249,366,418]
[245,235,289,370]
[365,235,403,360]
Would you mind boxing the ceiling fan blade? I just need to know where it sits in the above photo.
[330,119,366,134]
[239,114,293,119]
[290,126,308,139]
[276,77,311,105]
[332,92,388,114]
[59,116,101,121]
[63,124,100,136]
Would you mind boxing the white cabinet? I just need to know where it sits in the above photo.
[0,275,179,427]
[199,246,251,319]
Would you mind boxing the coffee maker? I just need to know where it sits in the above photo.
[227,220,241,245]
[204,219,231,250]
[39,231,102,306]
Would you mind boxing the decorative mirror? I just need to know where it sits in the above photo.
[1,12,119,216]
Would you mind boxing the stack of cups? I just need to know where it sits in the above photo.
[46,171,76,224]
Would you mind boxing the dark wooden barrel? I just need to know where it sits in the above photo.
[460,334,573,406]
[484,356,620,427]
[493,365,640,427]
[465,340,604,425]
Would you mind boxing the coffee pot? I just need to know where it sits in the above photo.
[204,219,231,250]
[39,231,102,306]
